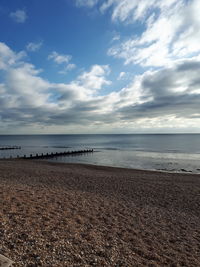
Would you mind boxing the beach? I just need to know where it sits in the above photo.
[0,160,200,266]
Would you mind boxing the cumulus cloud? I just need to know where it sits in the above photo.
[115,57,200,125]
[10,9,27,23]
[77,65,111,90]
[0,42,112,132]
[26,41,43,52]
[0,42,26,70]
[1,42,200,133]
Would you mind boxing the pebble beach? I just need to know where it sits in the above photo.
[0,160,200,266]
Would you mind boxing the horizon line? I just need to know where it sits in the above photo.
[0,133,200,135]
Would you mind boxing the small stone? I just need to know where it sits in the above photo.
[0,254,14,267]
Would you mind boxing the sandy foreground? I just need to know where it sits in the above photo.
[0,160,200,267]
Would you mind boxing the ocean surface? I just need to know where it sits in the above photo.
[0,134,200,173]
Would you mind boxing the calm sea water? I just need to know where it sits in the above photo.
[0,134,200,173]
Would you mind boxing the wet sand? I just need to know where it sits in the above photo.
[0,160,200,266]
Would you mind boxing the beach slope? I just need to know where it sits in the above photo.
[0,160,200,266]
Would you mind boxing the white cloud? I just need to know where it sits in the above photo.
[6,63,52,107]
[117,72,126,80]
[76,0,200,69]
[0,43,112,130]
[115,57,200,121]
[26,42,43,52]
[78,65,111,90]
[48,51,76,74]
[0,42,26,70]
[111,33,120,42]
[48,51,71,64]
[117,71,132,81]
[76,0,99,8]
[1,42,200,133]
[10,9,27,23]
[100,0,178,23]
[58,64,76,74]
[107,0,200,67]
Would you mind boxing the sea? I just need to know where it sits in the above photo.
[0,134,200,173]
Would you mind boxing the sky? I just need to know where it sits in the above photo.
[0,0,200,134]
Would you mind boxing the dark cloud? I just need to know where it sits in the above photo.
[117,59,200,122]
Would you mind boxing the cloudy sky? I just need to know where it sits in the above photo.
[0,0,200,134]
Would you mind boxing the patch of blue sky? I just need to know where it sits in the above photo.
[0,0,145,81]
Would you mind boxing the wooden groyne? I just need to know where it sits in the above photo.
[0,146,21,150]
[17,149,94,160]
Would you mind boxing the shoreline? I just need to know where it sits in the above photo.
[2,158,200,175]
[1,145,200,175]
[0,160,200,266]
[39,159,200,175]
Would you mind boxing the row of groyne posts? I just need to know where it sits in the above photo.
[20,149,94,160]
[0,146,21,150]
[0,146,94,159]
